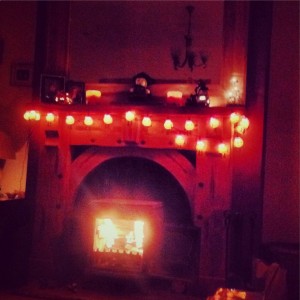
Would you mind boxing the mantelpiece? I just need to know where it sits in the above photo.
[24,84,249,155]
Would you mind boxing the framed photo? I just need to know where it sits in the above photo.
[66,80,86,104]
[10,63,33,86]
[40,75,65,104]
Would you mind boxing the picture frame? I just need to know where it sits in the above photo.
[10,63,33,86]
[40,75,65,104]
[66,80,86,104]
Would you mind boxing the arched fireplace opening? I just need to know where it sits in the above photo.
[57,149,200,287]
[74,156,192,225]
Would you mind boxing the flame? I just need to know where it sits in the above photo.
[94,218,145,256]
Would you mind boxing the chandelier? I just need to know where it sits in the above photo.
[172,6,208,72]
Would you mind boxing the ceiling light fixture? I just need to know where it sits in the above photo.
[172,6,208,72]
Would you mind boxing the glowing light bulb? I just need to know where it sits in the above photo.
[236,125,244,134]
[185,120,195,131]
[209,117,220,129]
[65,115,75,125]
[231,76,238,84]
[125,111,135,122]
[142,116,152,127]
[84,116,93,126]
[239,116,250,129]
[230,112,240,124]
[35,112,41,121]
[233,137,244,148]
[103,114,113,125]
[164,119,173,130]
[196,140,206,152]
[217,143,228,155]
[46,113,55,123]
[175,135,185,146]
[27,110,40,121]
[29,110,40,120]
[23,111,30,121]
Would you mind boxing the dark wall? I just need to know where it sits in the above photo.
[0,200,32,288]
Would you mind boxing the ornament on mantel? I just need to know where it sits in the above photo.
[129,72,154,101]
[185,79,210,107]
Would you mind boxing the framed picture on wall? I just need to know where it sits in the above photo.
[10,63,33,86]
[40,75,65,104]
[66,80,86,104]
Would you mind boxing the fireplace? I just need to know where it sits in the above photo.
[55,151,201,285]
[27,102,245,292]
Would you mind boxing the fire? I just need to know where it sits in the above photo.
[94,218,145,256]
[98,218,117,249]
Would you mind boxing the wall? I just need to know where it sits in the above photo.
[68,1,224,83]
[0,1,37,196]
[263,1,299,244]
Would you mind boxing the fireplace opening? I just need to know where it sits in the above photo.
[59,153,200,286]
[86,199,164,276]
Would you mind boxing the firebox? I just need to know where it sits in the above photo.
[83,199,164,276]
[93,218,145,271]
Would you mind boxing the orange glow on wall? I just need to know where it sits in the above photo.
[103,114,113,125]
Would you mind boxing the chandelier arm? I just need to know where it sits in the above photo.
[176,53,189,69]
[172,5,206,72]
